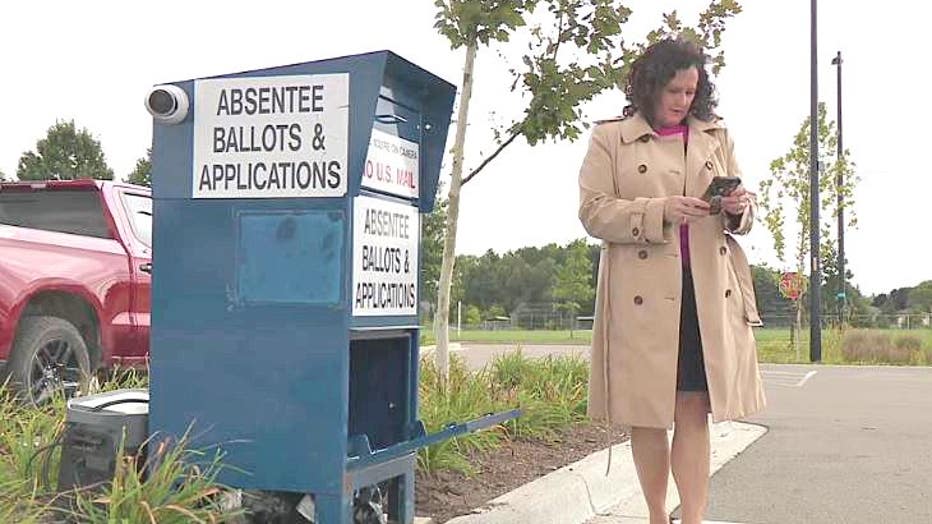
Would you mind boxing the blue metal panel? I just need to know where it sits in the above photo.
[347,409,522,470]
[150,198,351,492]
[237,211,344,305]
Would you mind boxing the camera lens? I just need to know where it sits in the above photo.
[148,89,177,116]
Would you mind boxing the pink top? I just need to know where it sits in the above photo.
[654,124,691,268]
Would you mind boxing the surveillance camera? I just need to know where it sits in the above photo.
[145,84,189,125]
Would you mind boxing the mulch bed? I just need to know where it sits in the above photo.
[415,423,629,523]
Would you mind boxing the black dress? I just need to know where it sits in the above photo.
[677,267,708,391]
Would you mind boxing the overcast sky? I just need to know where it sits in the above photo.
[1,1,927,295]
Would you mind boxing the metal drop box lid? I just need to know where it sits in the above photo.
[66,389,149,439]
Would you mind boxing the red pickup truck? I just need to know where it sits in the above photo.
[0,179,151,403]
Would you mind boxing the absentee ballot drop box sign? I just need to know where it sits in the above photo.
[146,51,513,523]
[193,74,349,199]
[352,196,419,317]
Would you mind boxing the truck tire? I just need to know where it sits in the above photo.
[3,316,91,405]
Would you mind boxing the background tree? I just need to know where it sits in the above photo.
[909,281,932,313]
[0,169,8,182]
[432,0,536,383]
[127,149,152,187]
[553,238,595,337]
[432,0,743,379]
[872,287,911,315]
[422,188,450,317]
[750,264,794,323]
[758,103,858,343]
[16,120,114,181]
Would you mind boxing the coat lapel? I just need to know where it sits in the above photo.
[618,112,655,144]
[686,117,724,197]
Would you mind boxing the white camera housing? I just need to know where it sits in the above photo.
[145,84,189,125]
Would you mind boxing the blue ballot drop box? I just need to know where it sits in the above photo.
[146,51,518,523]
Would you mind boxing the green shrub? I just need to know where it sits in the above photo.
[841,330,890,363]
[893,334,923,353]
[2,371,239,522]
[841,330,923,365]
[0,389,58,523]
[67,427,239,524]
[417,351,590,475]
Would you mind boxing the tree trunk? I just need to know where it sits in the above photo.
[434,42,477,383]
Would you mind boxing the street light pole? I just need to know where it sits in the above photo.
[809,0,822,362]
[831,51,845,326]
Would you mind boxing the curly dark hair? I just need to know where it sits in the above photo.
[622,37,717,127]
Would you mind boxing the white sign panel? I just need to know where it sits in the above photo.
[352,196,420,317]
[361,129,419,199]
[193,74,349,198]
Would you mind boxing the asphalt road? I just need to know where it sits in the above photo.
[448,343,588,370]
[705,364,932,523]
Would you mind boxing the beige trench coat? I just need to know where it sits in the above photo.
[578,112,766,429]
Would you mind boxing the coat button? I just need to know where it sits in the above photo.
[719,246,727,255]
[631,227,640,237]
[634,295,644,305]
[638,164,648,174]
[638,250,648,260]
[725,289,732,298]
[705,160,714,170]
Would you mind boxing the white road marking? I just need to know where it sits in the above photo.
[761,369,818,388]
[796,370,818,387]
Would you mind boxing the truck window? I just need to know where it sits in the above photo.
[0,190,111,238]
[121,193,152,247]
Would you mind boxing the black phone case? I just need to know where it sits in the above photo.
[702,176,741,214]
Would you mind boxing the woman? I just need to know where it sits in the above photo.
[578,38,766,524]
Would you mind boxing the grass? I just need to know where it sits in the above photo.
[756,327,932,365]
[0,374,240,523]
[0,385,66,523]
[420,328,593,346]
[423,326,932,366]
[417,351,589,475]
[68,427,238,524]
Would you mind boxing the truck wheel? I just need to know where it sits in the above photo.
[4,316,91,405]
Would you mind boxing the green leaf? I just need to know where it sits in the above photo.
[16,120,114,181]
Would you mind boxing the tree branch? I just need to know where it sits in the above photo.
[461,129,522,186]
[461,6,564,188]
[551,8,565,59]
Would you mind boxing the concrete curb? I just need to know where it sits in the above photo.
[419,343,463,355]
[444,421,767,524]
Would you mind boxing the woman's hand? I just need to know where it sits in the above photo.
[721,186,751,215]
[663,196,710,224]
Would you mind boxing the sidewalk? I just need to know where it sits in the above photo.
[444,421,766,524]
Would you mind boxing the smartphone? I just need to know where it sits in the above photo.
[701,176,742,214]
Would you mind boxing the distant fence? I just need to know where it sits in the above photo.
[448,312,932,332]
[760,313,932,330]
[445,311,587,331]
